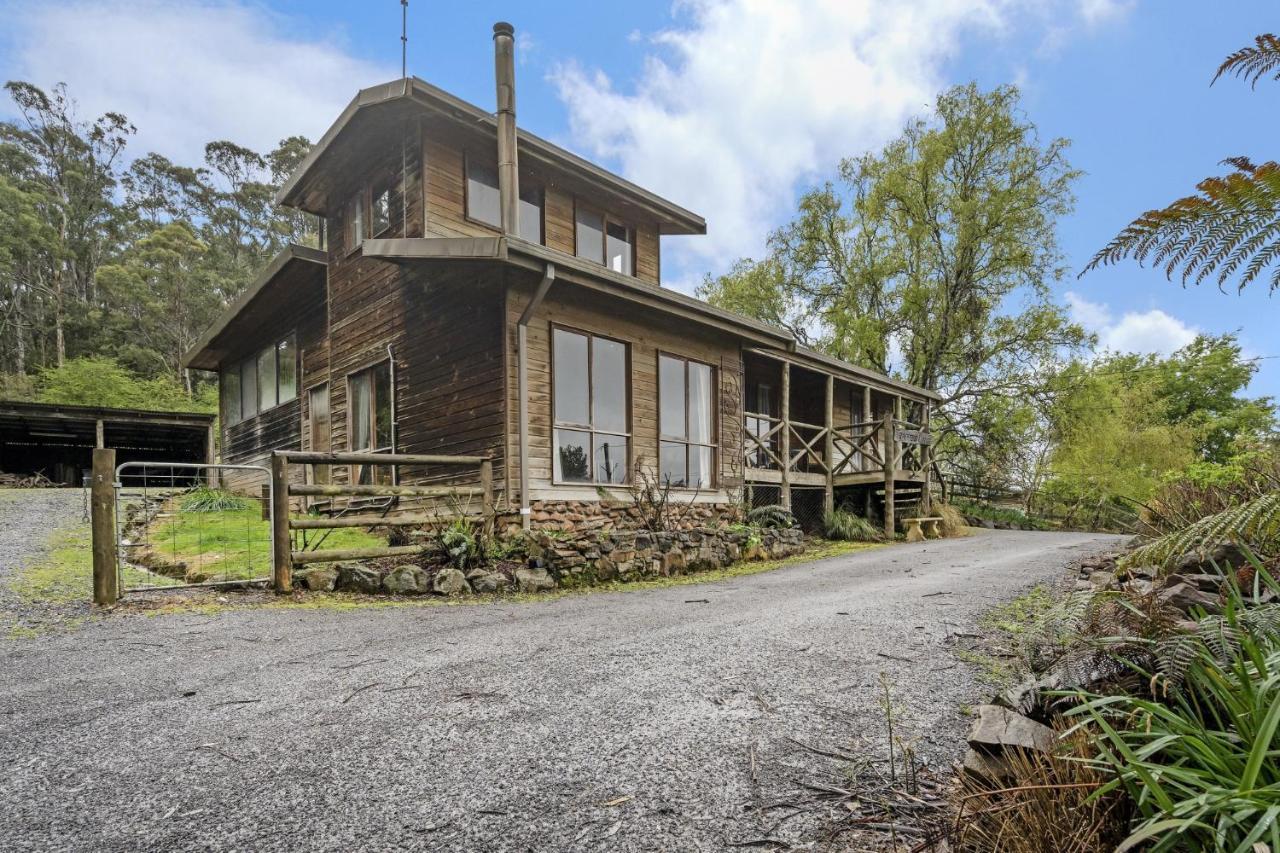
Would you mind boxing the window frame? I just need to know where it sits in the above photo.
[370,172,396,238]
[345,360,395,486]
[462,150,502,233]
[518,182,545,245]
[573,199,636,276]
[345,189,367,256]
[549,323,632,486]
[221,332,298,427]
[657,351,719,490]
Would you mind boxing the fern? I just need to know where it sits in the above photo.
[1120,491,1280,569]
[1154,605,1280,689]
[1084,33,1280,293]
[747,505,796,530]
[1213,33,1280,88]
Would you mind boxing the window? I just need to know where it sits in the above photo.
[371,182,393,237]
[575,204,634,275]
[349,362,393,485]
[256,346,277,412]
[345,192,365,252]
[466,157,501,229]
[221,334,297,426]
[518,184,543,244]
[553,328,629,484]
[575,206,604,265]
[308,384,331,485]
[221,369,241,426]
[659,354,716,488]
[606,222,633,275]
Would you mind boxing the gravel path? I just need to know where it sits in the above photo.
[0,528,1124,851]
[0,488,91,635]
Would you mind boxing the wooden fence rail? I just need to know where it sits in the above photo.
[270,450,494,593]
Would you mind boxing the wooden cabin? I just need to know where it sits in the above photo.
[182,23,938,535]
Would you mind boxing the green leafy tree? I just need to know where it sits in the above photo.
[1087,34,1280,291]
[35,356,213,412]
[699,83,1089,448]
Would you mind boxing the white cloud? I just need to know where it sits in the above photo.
[0,1,392,166]
[1077,0,1135,27]
[1066,291,1199,356]
[550,0,1124,287]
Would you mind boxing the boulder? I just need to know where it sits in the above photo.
[336,562,382,594]
[466,568,510,594]
[432,568,471,596]
[967,705,1056,754]
[1157,581,1221,615]
[515,566,556,593]
[300,566,338,592]
[980,519,997,530]
[961,747,1016,784]
[382,566,429,595]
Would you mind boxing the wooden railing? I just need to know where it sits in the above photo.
[831,419,883,475]
[270,450,493,591]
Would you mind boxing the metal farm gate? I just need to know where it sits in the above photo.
[112,461,274,594]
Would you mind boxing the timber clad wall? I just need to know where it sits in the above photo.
[504,272,745,503]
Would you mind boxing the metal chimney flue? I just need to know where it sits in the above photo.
[493,22,519,237]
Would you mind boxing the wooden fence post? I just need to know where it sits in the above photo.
[479,457,494,536]
[823,373,834,516]
[91,447,118,606]
[882,414,896,540]
[270,453,292,593]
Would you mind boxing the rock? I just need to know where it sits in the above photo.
[1124,578,1153,596]
[660,550,686,575]
[980,519,996,530]
[961,747,1016,784]
[1157,581,1221,614]
[432,568,471,596]
[967,705,1056,754]
[382,566,428,595]
[593,557,619,582]
[300,566,338,592]
[336,562,382,594]
[1164,572,1225,594]
[515,566,555,593]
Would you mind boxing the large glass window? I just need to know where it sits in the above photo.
[518,184,544,244]
[553,328,629,484]
[349,362,393,485]
[346,193,365,252]
[659,354,716,489]
[466,158,501,228]
[221,369,241,426]
[256,346,277,412]
[222,334,297,426]
[574,206,604,265]
[606,222,633,275]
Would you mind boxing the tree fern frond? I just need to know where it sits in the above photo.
[1213,34,1280,88]
[1084,160,1280,293]
[1121,492,1280,569]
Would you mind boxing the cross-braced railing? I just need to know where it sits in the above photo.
[831,419,883,476]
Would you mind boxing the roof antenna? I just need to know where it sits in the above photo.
[401,0,409,78]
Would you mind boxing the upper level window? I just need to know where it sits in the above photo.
[659,354,716,489]
[466,158,501,229]
[575,207,604,265]
[553,327,629,485]
[371,180,393,237]
[576,205,634,275]
[606,222,633,275]
[518,184,543,244]
[346,193,365,253]
[221,334,298,426]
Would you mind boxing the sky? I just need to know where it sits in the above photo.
[2,0,1278,396]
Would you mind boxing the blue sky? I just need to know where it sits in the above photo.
[3,0,1277,396]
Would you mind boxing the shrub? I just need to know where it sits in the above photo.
[937,503,971,537]
[821,508,880,541]
[179,486,254,513]
[436,518,478,571]
[747,504,795,530]
[1068,560,1280,852]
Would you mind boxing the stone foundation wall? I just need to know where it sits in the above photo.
[500,498,743,537]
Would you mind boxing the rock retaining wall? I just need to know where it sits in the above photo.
[297,525,806,597]
[499,499,741,537]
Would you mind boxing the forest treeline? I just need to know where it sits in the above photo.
[0,80,319,408]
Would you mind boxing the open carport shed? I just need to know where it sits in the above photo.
[0,401,215,485]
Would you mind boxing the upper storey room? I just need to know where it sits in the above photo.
[275,23,705,287]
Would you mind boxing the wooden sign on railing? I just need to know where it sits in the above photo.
[895,428,932,446]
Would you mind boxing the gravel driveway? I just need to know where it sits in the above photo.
[0,528,1124,851]
[0,488,90,635]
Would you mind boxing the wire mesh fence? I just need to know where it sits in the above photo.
[114,462,273,592]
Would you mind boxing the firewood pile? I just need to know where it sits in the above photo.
[0,471,55,488]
